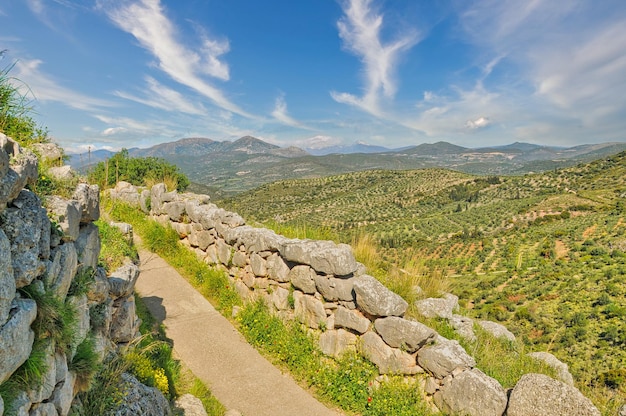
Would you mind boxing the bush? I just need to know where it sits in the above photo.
[87,149,189,191]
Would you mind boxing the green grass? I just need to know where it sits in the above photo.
[96,219,138,272]
[70,334,101,392]
[237,300,435,415]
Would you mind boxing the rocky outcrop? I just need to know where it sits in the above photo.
[507,373,601,416]
[112,373,171,416]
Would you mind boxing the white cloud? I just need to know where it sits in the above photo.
[466,116,490,129]
[26,0,44,15]
[271,94,312,130]
[331,0,419,116]
[100,0,253,118]
[114,76,206,115]
[296,135,342,149]
[12,59,113,111]
[102,126,127,136]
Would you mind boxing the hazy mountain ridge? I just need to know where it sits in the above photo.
[69,136,626,197]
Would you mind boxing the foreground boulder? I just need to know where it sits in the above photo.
[434,368,507,416]
[353,274,408,317]
[507,373,600,416]
[417,337,475,379]
[374,316,436,353]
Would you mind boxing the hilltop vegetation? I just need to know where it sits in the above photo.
[221,151,626,407]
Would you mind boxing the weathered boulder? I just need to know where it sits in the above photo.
[189,230,214,251]
[507,373,600,416]
[87,266,110,303]
[313,275,354,302]
[108,262,141,299]
[232,251,247,268]
[334,306,370,334]
[110,296,139,343]
[417,337,476,379]
[0,138,38,209]
[45,243,78,300]
[113,373,172,416]
[72,183,100,223]
[527,352,574,386]
[414,293,459,319]
[222,226,285,253]
[0,298,37,383]
[289,265,317,294]
[216,239,231,265]
[162,200,186,222]
[174,394,208,416]
[75,223,101,271]
[68,294,90,348]
[374,316,436,353]
[48,165,74,181]
[47,196,81,241]
[250,253,268,277]
[271,286,290,311]
[109,181,140,206]
[0,190,48,287]
[266,253,290,282]
[0,229,15,325]
[478,320,516,342]
[318,328,358,358]
[353,274,408,317]
[293,292,326,329]
[30,142,64,163]
[280,239,358,276]
[360,331,422,375]
[434,368,507,416]
[449,314,476,342]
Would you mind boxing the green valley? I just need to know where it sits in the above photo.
[220,151,626,408]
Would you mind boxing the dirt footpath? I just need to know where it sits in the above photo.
[135,249,342,416]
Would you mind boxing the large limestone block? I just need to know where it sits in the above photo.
[417,337,476,379]
[110,296,139,343]
[51,370,76,416]
[250,253,268,277]
[68,294,90,349]
[75,224,101,270]
[45,243,78,300]
[266,253,290,282]
[374,316,436,353]
[449,314,476,342]
[227,227,286,253]
[72,183,100,223]
[288,265,316,294]
[353,274,408,318]
[109,181,140,206]
[232,251,248,268]
[162,200,186,222]
[434,368,507,416]
[359,331,422,375]
[149,183,176,214]
[318,329,357,358]
[0,229,15,325]
[507,373,600,416]
[334,306,370,334]
[174,394,208,416]
[414,293,459,319]
[47,196,81,241]
[30,142,64,163]
[313,275,354,302]
[0,137,38,209]
[280,239,358,276]
[527,352,574,385]
[190,230,214,250]
[271,286,290,311]
[294,292,326,329]
[0,190,48,287]
[48,165,74,181]
[478,320,516,342]
[88,266,110,303]
[113,373,172,416]
[0,298,37,383]
[216,239,231,266]
[108,262,141,299]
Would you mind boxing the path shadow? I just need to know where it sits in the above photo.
[141,295,167,323]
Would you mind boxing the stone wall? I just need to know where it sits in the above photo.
[109,181,602,416]
[0,134,154,416]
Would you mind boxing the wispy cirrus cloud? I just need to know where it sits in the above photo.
[271,93,313,130]
[100,0,254,118]
[331,0,419,117]
[114,76,206,115]
[13,59,113,111]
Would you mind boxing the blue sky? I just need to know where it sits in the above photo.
[1,0,626,153]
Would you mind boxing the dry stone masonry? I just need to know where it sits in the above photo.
[0,134,170,416]
[110,180,603,416]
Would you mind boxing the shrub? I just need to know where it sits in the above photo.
[70,334,101,392]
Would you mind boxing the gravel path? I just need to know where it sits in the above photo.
[135,249,342,416]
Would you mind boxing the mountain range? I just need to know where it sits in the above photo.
[69,136,626,198]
